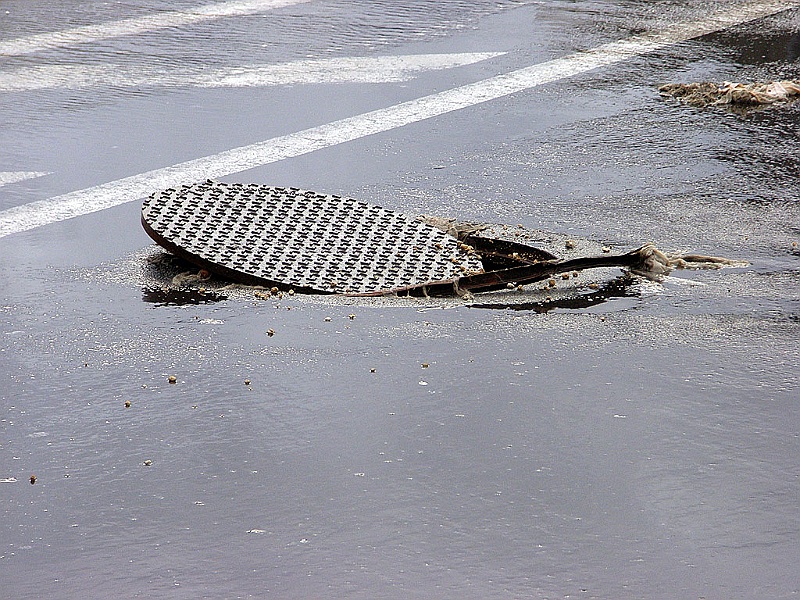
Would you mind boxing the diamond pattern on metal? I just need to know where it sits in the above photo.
[142,180,484,294]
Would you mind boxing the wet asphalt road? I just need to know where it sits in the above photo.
[1,1,800,598]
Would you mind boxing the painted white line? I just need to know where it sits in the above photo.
[0,171,50,187]
[0,0,310,56]
[1,0,798,239]
[0,53,506,93]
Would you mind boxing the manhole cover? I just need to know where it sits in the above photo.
[142,180,484,294]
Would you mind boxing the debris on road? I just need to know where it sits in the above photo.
[659,80,800,111]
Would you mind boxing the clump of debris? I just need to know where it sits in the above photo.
[659,80,800,111]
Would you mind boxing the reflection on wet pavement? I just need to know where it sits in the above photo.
[141,286,228,306]
[470,273,641,312]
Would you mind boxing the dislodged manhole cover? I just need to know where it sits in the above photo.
[142,180,742,297]
[142,180,483,294]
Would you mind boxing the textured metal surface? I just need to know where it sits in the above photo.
[142,180,484,294]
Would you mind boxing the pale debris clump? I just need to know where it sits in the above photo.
[416,215,488,239]
[659,80,800,109]
[171,270,207,286]
[631,244,748,277]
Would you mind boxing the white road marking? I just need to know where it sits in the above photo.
[0,53,506,92]
[1,0,798,239]
[0,172,50,187]
[0,0,310,56]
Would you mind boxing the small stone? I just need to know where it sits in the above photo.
[421,363,429,368]
[565,239,576,249]
[324,317,332,322]
[244,379,251,386]
[124,400,131,408]
[29,475,36,485]
[266,329,275,337]
[348,314,356,320]
[143,460,153,466]
[548,279,556,287]
[601,246,611,253]
[561,273,571,280]
[370,368,376,373]
[588,283,600,290]
[168,375,177,384]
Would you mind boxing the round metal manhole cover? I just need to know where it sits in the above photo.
[142,180,484,294]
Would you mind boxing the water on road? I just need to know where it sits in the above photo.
[1,1,798,598]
